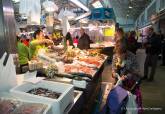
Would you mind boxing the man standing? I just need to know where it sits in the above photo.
[159,30,165,66]
[77,28,90,50]
[143,27,161,81]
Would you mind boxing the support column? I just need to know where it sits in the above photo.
[0,0,16,58]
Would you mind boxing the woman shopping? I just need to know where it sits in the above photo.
[111,41,143,114]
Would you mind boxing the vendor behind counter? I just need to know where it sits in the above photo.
[17,36,30,73]
[29,29,54,59]
[64,32,74,49]
[17,36,29,65]
[78,28,91,50]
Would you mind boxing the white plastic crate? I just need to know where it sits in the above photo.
[10,80,74,114]
[64,90,83,114]
[0,92,52,114]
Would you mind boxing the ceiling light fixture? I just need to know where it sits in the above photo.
[92,1,103,8]
[43,0,58,12]
[12,0,20,3]
[69,0,89,12]
[129,6,133,9]
[75,12,91,20]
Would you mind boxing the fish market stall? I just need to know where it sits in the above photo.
[0,46,108,114]
[26,47,107,114]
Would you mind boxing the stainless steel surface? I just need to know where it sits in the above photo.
[0,0,7,58]
[0,0,16,58]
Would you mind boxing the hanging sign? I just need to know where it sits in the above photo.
[90,8,115,20]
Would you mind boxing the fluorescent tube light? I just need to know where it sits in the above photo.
[69,0,89,12]
[92,1,103,8]
[75,12,91,20]
[129,6,133,9]
[12,0,20,3]
[43,0,58,12]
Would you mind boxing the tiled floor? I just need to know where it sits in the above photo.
[141,64,165,114]
[101,61,165,114]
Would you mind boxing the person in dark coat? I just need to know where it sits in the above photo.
[64,32,74,49]
[127,31,138,54]
[143,27,162,81]
[159,30,165,66]
[77,28,90,50]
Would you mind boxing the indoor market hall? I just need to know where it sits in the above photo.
[0,0,165,114]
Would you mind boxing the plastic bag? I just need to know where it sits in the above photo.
[126,92,138,114]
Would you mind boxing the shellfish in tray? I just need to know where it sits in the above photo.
[0,98,47,114]
[45,64,58,79]
[27,88,61,99]
[87,49,101,56]
[63,56,74,64]
[64,64,95,76]
[13,103,47,114]
[0,99,16,114]
[78,58,101,67]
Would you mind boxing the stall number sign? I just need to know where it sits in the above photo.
[93,10,102,19]
[104,10,111,18]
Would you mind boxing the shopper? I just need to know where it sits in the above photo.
[115,28,125,42]
[111,41,142,114]
[143,27,161,81]
[77,28,90,50]
[17,36,29,73]
[64,32,74,49]
[112,41,140,80]
[162,40,165,66]
[114,28,128,49]
[159,30,165,66]
[127,31,138,54]
[29,29,53,59]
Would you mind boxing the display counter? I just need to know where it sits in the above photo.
[90,41,115,49]
[90,42,114,60]
[34,47,107,114]
[0,47,109,114]
[30,47,107,78]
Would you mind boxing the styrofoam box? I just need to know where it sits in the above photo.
[10,80,74,114]
[64,90,83,114]
[0,92,52,114]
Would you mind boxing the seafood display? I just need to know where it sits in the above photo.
[64,49,76,58]
[28,60,43,71]
[13,103,47,114]
[45,64,58,78]
[29,48,106,77]
[27,88,61,99]
[90,41,115,48]
[87,49,102,56]
[78,57,101,68]
[63,56,74,64]
[0,99,17,114]
[0,98,47,114]
[64,64,95,76]
[10,81,74,114]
